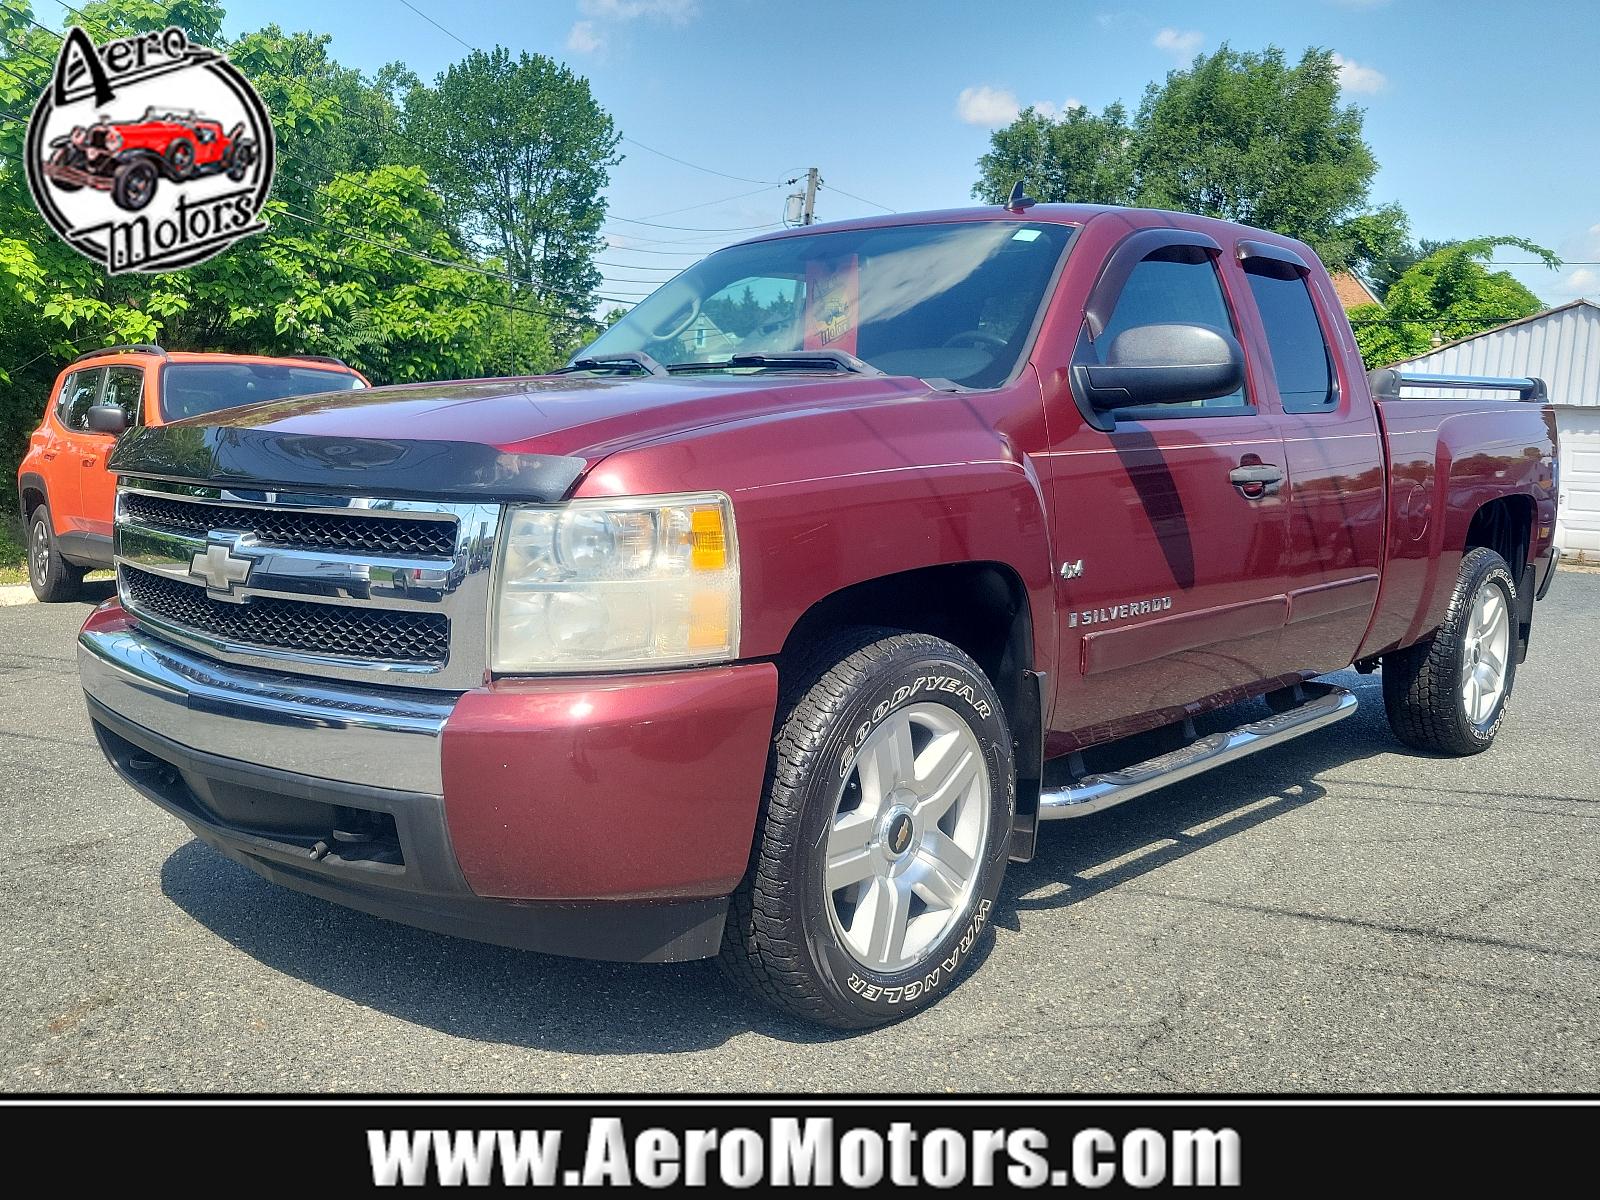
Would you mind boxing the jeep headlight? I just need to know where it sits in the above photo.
[491,492,739,673]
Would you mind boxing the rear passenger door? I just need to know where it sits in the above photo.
[1048,233,1292,736]
[1236,246,1385,677]
[79,363,147,539]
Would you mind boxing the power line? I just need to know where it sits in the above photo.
[820,181,896,214]
[393,0,474,53]
[387,0,790,189]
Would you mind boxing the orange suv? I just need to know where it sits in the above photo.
[16,345,368,600]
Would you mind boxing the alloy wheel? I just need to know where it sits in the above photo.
[1461,581,1511,725]
[823,702,990,973]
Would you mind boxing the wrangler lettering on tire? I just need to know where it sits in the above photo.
[719,628,1014,1029]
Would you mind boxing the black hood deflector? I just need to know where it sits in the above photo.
[108,424,587,503]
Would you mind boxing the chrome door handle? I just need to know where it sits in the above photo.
[1229,464,1284,498]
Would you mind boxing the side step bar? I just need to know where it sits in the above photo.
[1037,684,1357,821]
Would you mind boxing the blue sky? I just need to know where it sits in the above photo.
[182,0,1600,309]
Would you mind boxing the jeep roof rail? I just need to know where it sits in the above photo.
[69,344,167,365]
[286,354,352,368]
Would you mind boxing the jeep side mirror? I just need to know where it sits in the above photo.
[85,404,129,435]
[1073,322,1245,411]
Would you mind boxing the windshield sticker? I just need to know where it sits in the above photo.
[24,25,275,274]
[804,255,859,355]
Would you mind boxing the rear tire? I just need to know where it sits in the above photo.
[27,505,85,603]
[720,628,1014,1029]
[1381,547,1517,755]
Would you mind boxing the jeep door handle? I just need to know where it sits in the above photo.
[1229,463,1284,498]
[81,456,98,467]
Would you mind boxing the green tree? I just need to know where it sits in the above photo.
[402,48,620,314]
[1349,237,1559,367]
[971,103,1136,206]
[972,46,1408,276]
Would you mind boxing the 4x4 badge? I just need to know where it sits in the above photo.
[189,536,253,598]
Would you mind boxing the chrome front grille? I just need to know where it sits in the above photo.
[114,479,501,690]
[119,492,459,558]
[121,569,451,663]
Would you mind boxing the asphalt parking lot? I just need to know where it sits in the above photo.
[1,576,1595,1093]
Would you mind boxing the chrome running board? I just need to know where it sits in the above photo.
[1037,684,1357,821]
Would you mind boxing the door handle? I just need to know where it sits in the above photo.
[1229,463,1284,498]
[81,456,98,467]
[41,449,57,460]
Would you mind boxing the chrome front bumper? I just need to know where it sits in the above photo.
[78,617,457,793]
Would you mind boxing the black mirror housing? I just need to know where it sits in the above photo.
[1074,322,1245,412]
[85,404,129,435]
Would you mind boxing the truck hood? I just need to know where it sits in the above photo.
[108,373,933,502]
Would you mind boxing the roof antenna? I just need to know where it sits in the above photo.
[1006,179,1037,212]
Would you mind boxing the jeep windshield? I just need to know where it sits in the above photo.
[579,220,1075,390]
[159,362,366,421]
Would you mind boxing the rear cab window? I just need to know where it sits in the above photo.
[1241,257,1337,414]
[159,362,367,421]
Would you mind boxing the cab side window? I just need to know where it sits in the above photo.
[1082,247,1248,412]
[1243,260,1337,413]
[101,366,145,427]
[55,368,105,431]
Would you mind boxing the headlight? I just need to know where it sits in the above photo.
[103,129,123,151]
[491,491,739,673]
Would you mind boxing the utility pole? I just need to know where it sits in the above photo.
[801,167,819,225]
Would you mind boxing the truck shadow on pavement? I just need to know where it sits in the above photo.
[159,674,1399,1051]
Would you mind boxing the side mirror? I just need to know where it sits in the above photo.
[85,404,129,435]
[1073,322,1245,412]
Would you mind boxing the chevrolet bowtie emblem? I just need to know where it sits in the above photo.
[189,536,254,597]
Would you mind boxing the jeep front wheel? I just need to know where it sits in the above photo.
[720,628,1014,1028]
[28,505,84,603]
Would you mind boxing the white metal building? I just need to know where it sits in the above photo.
[1392,299,1600,558]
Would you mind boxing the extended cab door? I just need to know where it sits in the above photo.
[77,362,147,540]
[1235,245,1385,677]
[1044,230,1292,743]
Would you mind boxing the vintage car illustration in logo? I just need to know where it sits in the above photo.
[25,26,274,273]
[44,106,259,212]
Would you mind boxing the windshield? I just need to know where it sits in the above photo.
[160,363,366,421]
[582,220,1074,389]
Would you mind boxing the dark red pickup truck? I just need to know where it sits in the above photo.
[79,203,1559,1028]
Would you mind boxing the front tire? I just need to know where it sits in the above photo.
[720,628,1014,1029]
[27,505,85,603]
[1382,547,1518,755]
[111,159,158,211]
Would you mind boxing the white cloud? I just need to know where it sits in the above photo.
[1330,1,1391,8]
[566,21,604,53]
[1332,52,1387,94]
[568,0,697,55]
[1554,267,1600,300]
[1153,28,1204,57]
[957,87,1083,126]
[579,0,698,22]
[956,85,1021,127]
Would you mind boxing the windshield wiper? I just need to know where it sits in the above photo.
[667,350,885,376]
[554,351,669,378]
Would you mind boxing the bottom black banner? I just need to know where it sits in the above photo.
[4,1098,1591,1188]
